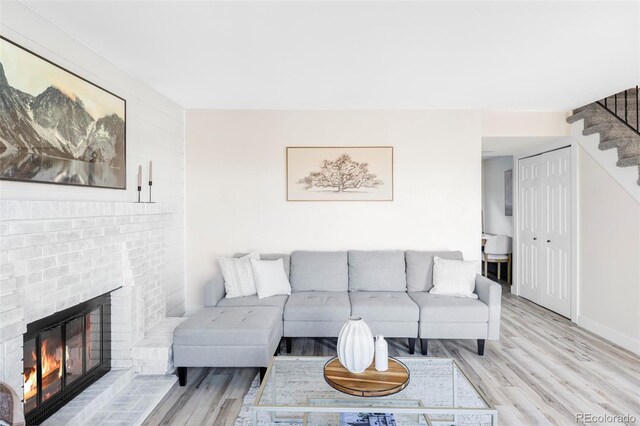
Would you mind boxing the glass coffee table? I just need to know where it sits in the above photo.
[253,356,498,425]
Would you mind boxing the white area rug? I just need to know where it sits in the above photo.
[235,375,297,426]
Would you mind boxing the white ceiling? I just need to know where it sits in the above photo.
[20,1,640,110]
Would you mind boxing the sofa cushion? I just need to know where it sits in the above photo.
[349,292,419,322]
[405,251,463,292]
[218,252,259,298]
[235,253,291,277]
[284,292,351,322]
[290,251,348,292]
[174,306,282,346]
[348,250,407,292]
[408,292,489,323]
[216,294,288,310]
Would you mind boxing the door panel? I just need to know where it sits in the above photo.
[540,148,571,317]
[518,155,542,304]
[517,147,571,317]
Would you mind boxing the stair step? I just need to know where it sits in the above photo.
[618,140,640,158]
[584,123,638,140]
[617,154,640,168]
[572,103,599,115]
[566,113,584,124]
[599,137,638,151]
[583,111,623,127]
[567,104,608,124]
[583,123,615,136]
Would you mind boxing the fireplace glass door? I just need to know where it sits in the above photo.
[86,308,102,370]
[22,292,111,424]
[40,326,63,403]
[65,317,84,384]
[23,337,37,413]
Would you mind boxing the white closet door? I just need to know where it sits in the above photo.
[518,155,543,305]
[540,148,572,317]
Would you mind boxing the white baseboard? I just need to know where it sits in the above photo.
[577,314,640,356]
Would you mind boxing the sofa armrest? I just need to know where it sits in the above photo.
[204,269,225,307]
[474,274,502,340]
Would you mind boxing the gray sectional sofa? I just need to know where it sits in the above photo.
[173,250,501,385]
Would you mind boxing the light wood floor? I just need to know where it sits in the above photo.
[144,289,640,425]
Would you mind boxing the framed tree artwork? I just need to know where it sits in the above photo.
[0,36,126,189]
[287,146,393,201]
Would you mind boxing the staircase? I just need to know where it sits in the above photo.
[567,87,640,185]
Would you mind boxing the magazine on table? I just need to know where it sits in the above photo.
[340,412,397,426]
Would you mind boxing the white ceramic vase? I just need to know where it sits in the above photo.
[337,316,375,373]
[374,334,389,372]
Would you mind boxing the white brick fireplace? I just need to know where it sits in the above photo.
[0,200,180,401]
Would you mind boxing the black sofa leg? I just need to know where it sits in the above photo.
[178,367,187,386]
[259,367,267,382]
[421,339,428,356]
[477,339,485,356]
[286,337,292,354]
[408,338,416,355]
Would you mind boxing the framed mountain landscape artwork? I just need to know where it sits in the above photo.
[0,36,126,189]
[287,146,393,201]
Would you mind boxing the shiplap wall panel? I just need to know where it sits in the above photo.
[0,2,186,315]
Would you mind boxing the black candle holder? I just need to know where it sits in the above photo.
[148,181,153,203]
[137,185,141,203]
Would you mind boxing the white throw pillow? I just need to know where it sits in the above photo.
[250,258,292,299]
[430,257,480,299]
[217,251,260,299]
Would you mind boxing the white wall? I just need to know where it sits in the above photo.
[185,110,482,313]
[481,111,570,138]
[0,2,186,315]
[482,156,513,237]
[577,146,640,354]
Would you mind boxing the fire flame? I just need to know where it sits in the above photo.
[23,338,63,402]
[23,351,37,401]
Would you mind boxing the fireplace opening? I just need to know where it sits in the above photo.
[23,292,112,424]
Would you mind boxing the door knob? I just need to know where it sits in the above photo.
[533,237,537,240]
[546,240,551,243]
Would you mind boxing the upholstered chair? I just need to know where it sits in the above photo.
[483,235,512,284]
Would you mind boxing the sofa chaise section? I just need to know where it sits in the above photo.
[174,253,291,386]
[173,306,282,385]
